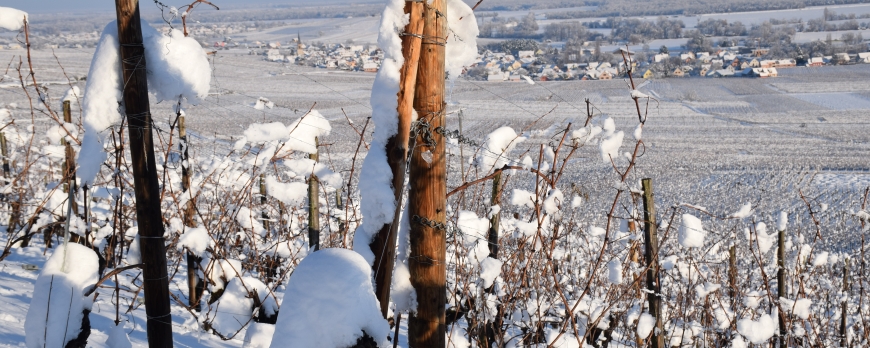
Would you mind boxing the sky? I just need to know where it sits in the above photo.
[0,0,381,14]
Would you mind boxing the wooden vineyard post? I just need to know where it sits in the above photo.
[61,101,78,214]
[487,172,502,258]
[778,224,787,348]
[260,173,269,234]
[407,0,447,345]
[179,115,202,311]
[841,259,850,347]
[1,132,17,233]
[113,0,174,345]
[370,0,425,318]
[308,137,320,251]
[641,178,664,348]
[729,245,737,304]
[0,132,9,178]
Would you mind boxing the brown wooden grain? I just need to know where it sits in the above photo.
[61,101,78,216]
[642,178,664,348]
[407,0,447,345]
[308,137,320,251]
[114,0,174,345]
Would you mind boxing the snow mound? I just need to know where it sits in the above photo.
[243,322,274,348]
[25,244,99,348]
[264,176,308,206]
[479,257,502,288]
[78,22,123,185]
[478,127,525,177]
[737,314,776,344]
[141,23,211,104]
[284,158,342,188]
[607,259,623,284]
[599,131,624,163]
[729,203,752,218]
[178,226,211,257]
[79,20,211,185]
[105,322,132,348]
[244,122,290,143]
[752,222,774,254]
[61,86,82,109]
[0,7,27,31]
[457,210,490,267]
[242,111,331,155]
[444,0,479,80]
[678,213,705,248]
[270,249,389,348]
[636,313,656,339]
[210,277,277,337]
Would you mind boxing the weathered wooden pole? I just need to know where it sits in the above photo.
[777,224,787,348]
[2,131,19,234]
[308,137,320,251]
[641,178,664,348]
[61,101,78,214]
[841,258,850,347]
[370,0,425,318]
[407,0,447,344]
[0,132,9,178]
[487,172,502,258]
[114,0,174,345]
[729,245,737,303]
[179,115,193,225]
[259,173,269,234]
[179,115,202,311]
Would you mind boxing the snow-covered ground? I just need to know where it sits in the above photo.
[1,41,870,346]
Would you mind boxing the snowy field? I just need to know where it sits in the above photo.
[2,45,870,347]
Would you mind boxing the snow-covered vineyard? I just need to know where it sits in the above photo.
[1,1,870,347]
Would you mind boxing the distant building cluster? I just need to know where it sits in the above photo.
[249,36,870,80]
[473,45,870,81]
[251,36,385,73]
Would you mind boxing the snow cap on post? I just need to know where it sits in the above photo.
[78,19,211,185]
[78,22,123,186]
[678,213,705,248]
[478,126,525,173]
[353,0,408,262]
[0,7,28,31]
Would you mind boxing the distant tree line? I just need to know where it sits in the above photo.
[695,19,748,37]
[609,17,685,43]
[478,13,540,38]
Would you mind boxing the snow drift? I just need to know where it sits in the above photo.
[270,249,389,348]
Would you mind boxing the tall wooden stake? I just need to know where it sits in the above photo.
[0,132,9,178]
[179,115,202,311]
[408,0,447,345]
[370,0,425,318]
[62,101,78,214]
[260,173,269,234]
[2,131,17,234]
[308,137,320,251]
[487,172,502,258]
[841,259,850,347]
[641,178,664,348]
[777,224,787,348]
[114,0,174,345]
[729,245,737,304]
